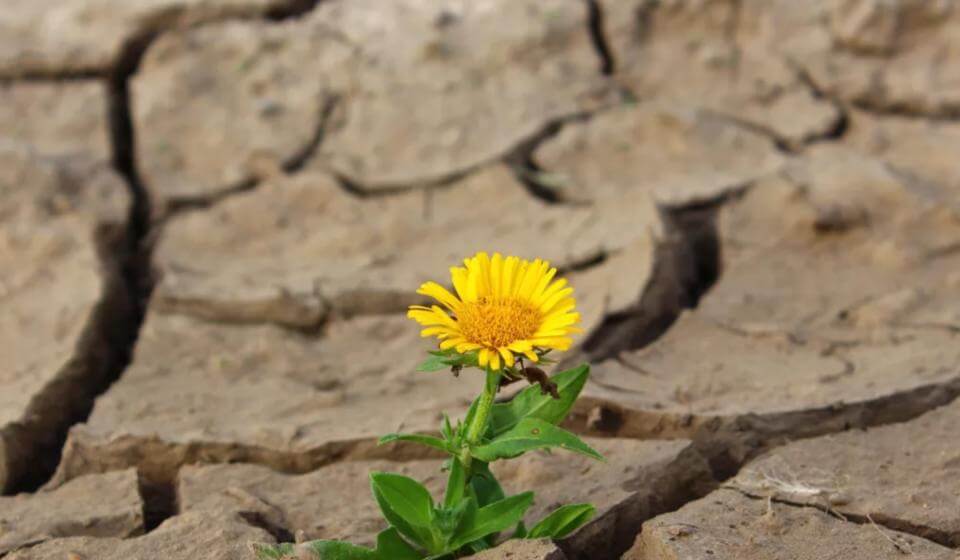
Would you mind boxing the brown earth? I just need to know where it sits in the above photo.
[2,0,960,559]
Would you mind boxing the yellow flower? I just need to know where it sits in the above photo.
[408,252,582,371]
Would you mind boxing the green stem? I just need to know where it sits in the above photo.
[444,369,500,510]
[465,368,501,446]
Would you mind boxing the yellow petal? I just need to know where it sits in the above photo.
[417,281,462,311]
[511,260,529,297]
[540,312,580,330]
[490,253,504,298]
[531,337,573,351]
[534,278,568,306]
[539,287,574,314]
[502,255,519,297]
[517,259,544,299]
[420,326,456,337]
[530,265,558,301]
[475,252,492,297]
[508,340,534,353]
[543,298,577,318]
[456,342,484,353]
[407,309,446,326]
[533,329,576,338]
[478,348,490,368]
[498,347,515,368]
[490,349,501,370]
[450,266,471,301]
[466,261,480,302]
[440,338,464,350]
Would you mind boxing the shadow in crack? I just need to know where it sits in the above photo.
[578,197,724,362]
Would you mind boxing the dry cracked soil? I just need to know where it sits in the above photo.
[2,0,960,559]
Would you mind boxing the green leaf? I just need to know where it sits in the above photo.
[417,349,480,372]
[441,414,453,441]
[458,395,482,445]
[442,459,467,507]
[465,462,504,549]
[489,365,589,436]
[465,539,491,554]
[471,418,603,462]
[446,350,480,368]
[370,472,436,549]
[453,495,478,538]
[375,528,423,559]
[417,353,452,372]
[527,504,596,539]
[469,462,505,507]
[447,492,534,550]
[378,433,451,454]
[512,521,528,539]
[434,495,474,538]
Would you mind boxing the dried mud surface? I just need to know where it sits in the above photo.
[2,0,960,559]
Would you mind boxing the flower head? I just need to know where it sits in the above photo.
[408,252,581,371]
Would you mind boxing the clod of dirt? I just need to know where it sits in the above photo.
[3,508,273,560]
[801,0,960,118]
[532,103,784,205]
[0,0,314,78]
[0,81,110,161]
[623,489,955,560]
[0,469,142,554]
[471,539,567,559]
[153,166,662,333]
[132,0,615,200]
[596,0,843,148]
[728,398,960,547]
[568,145,960,467]
[52,312,460,492]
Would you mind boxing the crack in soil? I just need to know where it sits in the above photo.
[789,58,960,123]
[699,61,851,155]
[728,487,959,549]
[162,93,341,218]
[0,71,155,493]
[52,432,447,532]
[0,0,329,81]
[583,0,615,75]
[505,111,599,204]
[333,104,612,202]
[576,194,725,363]
[561,445,717,560]
[647,376,960,480]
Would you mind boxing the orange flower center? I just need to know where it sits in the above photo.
[457,296,542,348]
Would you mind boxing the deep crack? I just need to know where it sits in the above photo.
[1,69,155,492]
[578,194,725,362]
[691,376,960,482]
[139,470,177,534]
[560,445,717,560]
